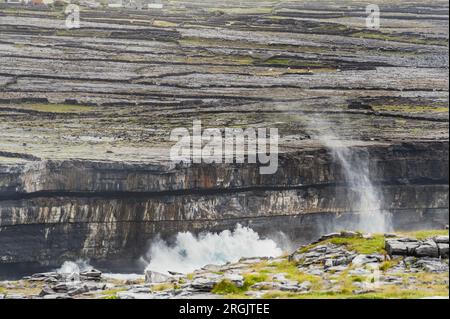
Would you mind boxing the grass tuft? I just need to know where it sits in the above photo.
[212,280,245,295]
[402,230,449,240]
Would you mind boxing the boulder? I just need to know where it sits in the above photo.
[352,254,383,266]
[298,281,312,291]
[85,282,109,291]
[42,293,73,299]
[223,274,244,288]
[129,287,154,293]
[144,270,172,284]
[251,282,280,290]
[39,285,55,297]
[340,231,362,238]
[317,231,361,242]
[3,294,26,299]
[201,264,223,272]
[353,288,377,295]
[190,274,221,292]
[415,240,439,258]
[324,256,350,268]
[385,238,420,256]
[80,269,102,281]
[279,283,303,292]
[318,232,341,241]
[52,283,69,293]
[386,237,448,258]
[67,285,89,296]
[28,272,61,282]
[117,292,155,299]
[325,265,348,273]
[414,258,449,273]
[437,243,449,258]
[252,281,308,293]
[434,236,449,244]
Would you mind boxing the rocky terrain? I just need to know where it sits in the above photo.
[0,0,449,274]
[0,230,448,299]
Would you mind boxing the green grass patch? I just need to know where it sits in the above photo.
[379,259,400,272]
[349,290,449,299]
[267,290,448,299]
[56,29,111,38]
[352,31,448,46]
[351,275,365,283]
[262,260,322,289]
[261,57,327,68]
[263,286,449,299]
[101,288,127,297]
[402,229,449,240]
[243,273,269,287]
[17,103,94,113]
[212,273,269,296]
[212,280,245,295]
[373,105,449,114]
[151,283,174,292]
[299,234,386,255]
[328,235,386,255]
[186,273,194,280]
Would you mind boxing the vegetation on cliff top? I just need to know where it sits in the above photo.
[211,229,449,299]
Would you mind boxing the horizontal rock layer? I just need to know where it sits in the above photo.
[0,142,448,271]
[0,1,448,274]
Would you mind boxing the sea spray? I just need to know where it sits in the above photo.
[56,260,144,281]
[56,259,92,274]
[306,118,393,233]
[329,141,393,232]
[144,224,284,274]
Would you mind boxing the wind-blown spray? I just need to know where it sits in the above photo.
[307,118,392,233]
[329,140,393,232]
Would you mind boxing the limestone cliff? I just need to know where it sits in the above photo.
[0,0,448,274]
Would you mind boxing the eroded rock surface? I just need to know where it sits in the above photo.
[0,0,448,272]
[386,236,449,258]
[0,231,448,299]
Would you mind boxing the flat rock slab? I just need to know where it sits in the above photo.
[386,236,449,258]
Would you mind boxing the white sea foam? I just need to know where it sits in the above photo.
[144,224,284,274]
[56,259,92,274]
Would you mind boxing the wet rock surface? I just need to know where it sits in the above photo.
[0,230,448,299]
[0,0,448,270]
